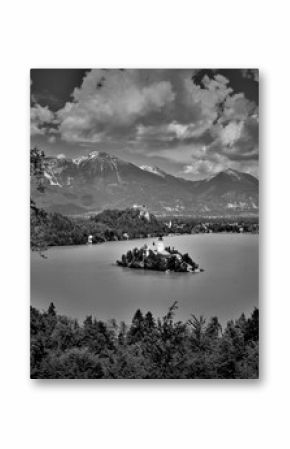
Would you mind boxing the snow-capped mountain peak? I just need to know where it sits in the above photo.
[32,151,258,216]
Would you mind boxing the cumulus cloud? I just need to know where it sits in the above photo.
[30,69,259,180]
[222,93,256,122]
[135,71,258,167]
[30,104,55,135]
[57,70,175,143]
[207,114,259,163]
[184,73,233,124]
[220,121,244,146]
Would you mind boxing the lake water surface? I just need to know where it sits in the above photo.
[31,234,258,325]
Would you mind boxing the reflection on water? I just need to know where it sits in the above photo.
[31,234,258,325]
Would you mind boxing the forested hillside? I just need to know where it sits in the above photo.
[31,202,166,249]
[31,303,259,379]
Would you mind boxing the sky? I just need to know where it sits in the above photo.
[30,69,259,180]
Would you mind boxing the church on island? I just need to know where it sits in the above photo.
[117,236,200,273]
[143,237,182,260]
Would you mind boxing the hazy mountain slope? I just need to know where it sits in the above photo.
[31,151,259,216]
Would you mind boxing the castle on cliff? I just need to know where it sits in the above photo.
[132,204,150,222]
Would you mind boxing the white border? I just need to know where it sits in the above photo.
[0,1,289,448]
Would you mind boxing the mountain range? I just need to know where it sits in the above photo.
[31,150,259,216]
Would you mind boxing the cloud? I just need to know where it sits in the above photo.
[183,73,233,124]
[182,150,259,180]
[57,70,175,143]
[134,71,258,178]
[220,121,244,146]
[241,69,259,82]
[183,159,225,178]
[30,104,55,135]
[146,144,206,165]
[208,114,259,162]
[30,69,259,180]
[136,120,210,144]
[221,93,257,122]
[48,135,56,144]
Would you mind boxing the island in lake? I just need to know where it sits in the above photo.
[117,237,203,273]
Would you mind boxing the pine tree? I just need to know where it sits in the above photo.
[128,309,144,344]
[47,302,56,317]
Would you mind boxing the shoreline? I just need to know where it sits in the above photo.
[32,231,259,252]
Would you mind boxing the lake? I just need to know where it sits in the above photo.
[31,234,259,325]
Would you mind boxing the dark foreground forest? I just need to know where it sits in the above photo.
[31,302,259,379]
